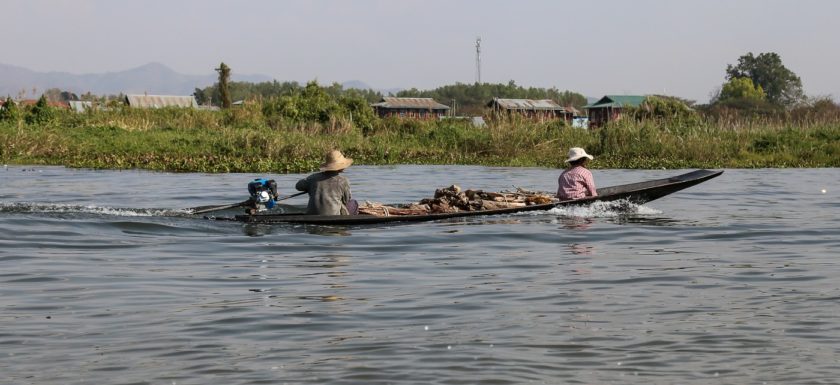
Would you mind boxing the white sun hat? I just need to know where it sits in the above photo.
[565,147,594,163]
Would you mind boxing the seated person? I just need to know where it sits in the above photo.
[296,150,357,215]
[556,147,598,200]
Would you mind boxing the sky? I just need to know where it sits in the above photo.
[3,0,838,102]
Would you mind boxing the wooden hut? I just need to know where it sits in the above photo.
[583,95,646,127]
[371,97,450,119]
[486,98,576,123]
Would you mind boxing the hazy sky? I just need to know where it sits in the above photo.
[3,0,838,102]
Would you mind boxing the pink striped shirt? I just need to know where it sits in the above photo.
[556,165,597,200]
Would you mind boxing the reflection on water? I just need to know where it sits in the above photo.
[241,223,353,237]
[558,216,594,230]
[302,226,352,236]
[568,243,594,255]
[610,215,689,226]
[296,254,351,303]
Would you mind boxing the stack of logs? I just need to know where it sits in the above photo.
[358,185,556,216]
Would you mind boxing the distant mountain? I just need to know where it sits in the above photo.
[341,80,372,90]
[0,62,273,97]
[342,80,403,96]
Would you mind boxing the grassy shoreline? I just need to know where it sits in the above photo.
[1,107,838,172]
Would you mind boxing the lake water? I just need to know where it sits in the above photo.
[1,165,838,385]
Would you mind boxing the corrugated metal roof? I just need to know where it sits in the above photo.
[371,97,450,110]
[488,98,567,111]
[584,95,646,109]
[68,101,93,112]
[125,94,198,109]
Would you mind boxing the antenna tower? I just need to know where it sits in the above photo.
[475,37,482,84]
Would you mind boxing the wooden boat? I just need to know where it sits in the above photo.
[225,169,723,225]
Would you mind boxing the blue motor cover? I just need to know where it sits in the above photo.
[247,178,279,209]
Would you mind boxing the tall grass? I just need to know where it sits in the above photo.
[1,105,838,172]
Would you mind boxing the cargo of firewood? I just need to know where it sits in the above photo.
[357,185,556,216]
[357,202,430,216]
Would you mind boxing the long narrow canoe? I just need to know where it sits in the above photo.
[226,169,723,225]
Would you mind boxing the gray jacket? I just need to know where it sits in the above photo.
[295,171,351,215]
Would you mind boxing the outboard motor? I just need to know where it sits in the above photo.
[247,178,279,213]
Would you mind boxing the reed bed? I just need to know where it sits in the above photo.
[1,106,838,172]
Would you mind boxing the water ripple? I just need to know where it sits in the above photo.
[1,167,839,384]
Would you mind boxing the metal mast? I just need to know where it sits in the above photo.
[475,37,481,84]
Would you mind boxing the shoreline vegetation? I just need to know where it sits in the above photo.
[1,102,837,172]
[2,77,839,172]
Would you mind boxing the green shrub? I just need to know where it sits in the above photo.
[25,96,55,125]
[0,97,22,122]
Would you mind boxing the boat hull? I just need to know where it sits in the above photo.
[226,169,723,225]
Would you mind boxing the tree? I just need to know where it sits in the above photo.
[193,87,210,106]
[726,52,804,107]
[25,95,54,124]
[44,88,63,102]
[44,88,79,102]
[258,80,377,128]
[215,62,232,109]
[0,97,22,122]
[79,92,100,102]
[718,77,766,102]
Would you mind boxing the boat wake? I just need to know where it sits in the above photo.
[0,202,297,219]
[525,199,662,218]
[0,202,185,217]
